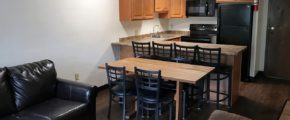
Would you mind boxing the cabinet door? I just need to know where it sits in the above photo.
[132,0,144,20]
[155,0,170,13]
[217,0,254,3]
[170,0,184,18]
[143,0,154,19]
[216,0,234,3]
[237,0,254,3]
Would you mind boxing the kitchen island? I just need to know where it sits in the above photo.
[112,31,246,107]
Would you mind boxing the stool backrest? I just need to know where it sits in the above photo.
[197,46,221,68]
[134,67,161,102]
[152,41,173,61]
[132,41,151,58]
[174,43,197,64]
[105,63,126,94]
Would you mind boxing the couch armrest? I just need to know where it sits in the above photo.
[56,78,98,103]
[56,78,98,120]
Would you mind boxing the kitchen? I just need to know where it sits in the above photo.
[106,0,289,119]
[0,0,290,120]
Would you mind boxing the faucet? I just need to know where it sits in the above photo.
[152,25,161,38]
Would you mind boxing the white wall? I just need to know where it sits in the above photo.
[250,0,269,76]
[256,0,268,71]
[0,0,169,86]
[250,10,260,77]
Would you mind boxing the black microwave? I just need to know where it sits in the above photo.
[186,0,216,17]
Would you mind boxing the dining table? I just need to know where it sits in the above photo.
[98,57,215,120]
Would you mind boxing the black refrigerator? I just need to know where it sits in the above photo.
[217,4,253,81]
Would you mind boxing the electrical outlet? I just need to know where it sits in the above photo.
[75,73,79,81]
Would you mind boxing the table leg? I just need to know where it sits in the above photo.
[175,81,183,120]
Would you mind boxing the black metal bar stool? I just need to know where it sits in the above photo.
[105,63,136,120]
[152,41,173,61]
[132,41,152,59]
[173,43,197,64]
[196,46,232,109]
[134,67,175,120]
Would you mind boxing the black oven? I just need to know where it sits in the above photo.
[181,24,218,43]
[186,0,216,17]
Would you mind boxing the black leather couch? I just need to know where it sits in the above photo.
[0,60,98,120]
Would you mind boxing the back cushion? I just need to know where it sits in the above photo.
[0,68,16,116]
[8,60,57,111]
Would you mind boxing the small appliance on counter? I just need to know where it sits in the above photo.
[186,0,216,17]
[181,24,218,43]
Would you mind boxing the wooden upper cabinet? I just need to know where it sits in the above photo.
[120,0,154,21]
[132,0,144,20]
[155,0,170,13]
[216,0,254,3]
[170,0,184,17]
[159,0,186,18]
[143,0,154,19]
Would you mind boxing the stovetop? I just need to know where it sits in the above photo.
[181,24,218,43]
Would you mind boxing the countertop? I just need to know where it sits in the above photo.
[113,31,247,56]
[112,31,189,46]
[156,41,247,56]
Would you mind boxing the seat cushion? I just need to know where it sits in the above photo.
[19,98,87,120]
[138,89,175,103]
[0,68,17,116]
[8,60,57,111]
[111,82,135,96]
[0,113,50,120]
[208,110,251,120]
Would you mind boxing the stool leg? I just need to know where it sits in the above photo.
[228,71,232,110]
[216,73,220,109]
[182,91,186,120]
[201,78,205,101]
[197,80,203,111]
[122,97,126,120]
[155,103,159,120]
[107,94,112,120]
[169,102,173,120]
[190,85,194,107]
[206,75,210,102]
[135,100,140,120]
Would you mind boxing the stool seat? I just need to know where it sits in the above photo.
[138,89,175,103]
[111,83,136,96]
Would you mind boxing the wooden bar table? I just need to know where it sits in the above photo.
[114,41,247,104]
[99,57,214,120]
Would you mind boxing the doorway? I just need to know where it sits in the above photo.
[265,0,290,80]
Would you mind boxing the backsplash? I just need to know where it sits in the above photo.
[169,17,217,31]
